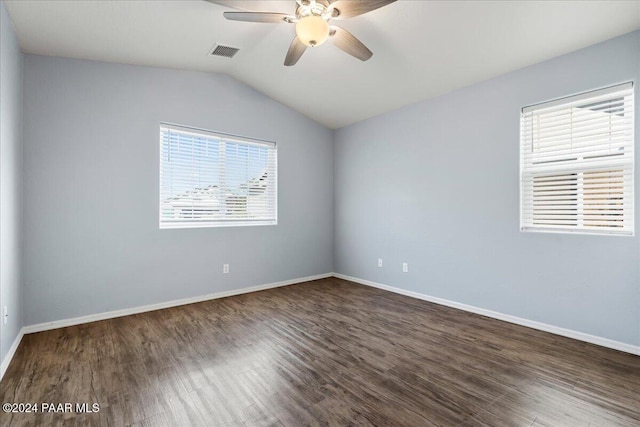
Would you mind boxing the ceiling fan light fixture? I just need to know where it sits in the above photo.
[295,16,329,47]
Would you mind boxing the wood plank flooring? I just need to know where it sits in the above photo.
[1,277,639,426]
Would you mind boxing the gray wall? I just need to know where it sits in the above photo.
[17,24,640,347]
[0,2,23,362]
[334,31,640,346]
[23,55,334,325]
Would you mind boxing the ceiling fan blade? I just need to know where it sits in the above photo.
[223,12,294,23]
[329,0,397,19]
[329,26,372,61]
[204,1,257,11]
[284,37,307,66]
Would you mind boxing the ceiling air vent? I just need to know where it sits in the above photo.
[209,44,240,58]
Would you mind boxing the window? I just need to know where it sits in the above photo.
[159,124,277,228]
[520,82,634,235]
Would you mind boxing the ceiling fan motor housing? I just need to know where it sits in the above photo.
[296,0,333,20]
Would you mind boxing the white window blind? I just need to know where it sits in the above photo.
[159,124,277,228]
[520,82,634,235]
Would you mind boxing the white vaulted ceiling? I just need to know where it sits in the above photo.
[5,0,640,129]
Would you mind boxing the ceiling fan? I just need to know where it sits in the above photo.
[207,0,397,66]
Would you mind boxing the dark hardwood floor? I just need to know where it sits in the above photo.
[1,277,639,426]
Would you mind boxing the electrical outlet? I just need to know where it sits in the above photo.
[402,263,408,273]
[3,306,7,325]
[378,258,383,267]
[223,264,229,274]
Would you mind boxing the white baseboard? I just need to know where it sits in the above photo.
[333,273,640,356]
[1,327,25,382]
[24,273,333,335]
[14,271,640,365]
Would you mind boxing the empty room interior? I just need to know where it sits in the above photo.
[1,0,640,425]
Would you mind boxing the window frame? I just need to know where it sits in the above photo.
[158,123,278,230]
[519,82,635,236]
